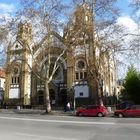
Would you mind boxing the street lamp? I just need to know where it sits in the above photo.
[71,84,76,114]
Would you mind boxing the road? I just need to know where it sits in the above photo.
[0,113,140,140]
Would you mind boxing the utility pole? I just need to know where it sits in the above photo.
[71,85,76,114]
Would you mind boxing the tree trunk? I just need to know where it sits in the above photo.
[96,77,104,106]
[45,82,51,113]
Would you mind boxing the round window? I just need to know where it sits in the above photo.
[13,67,19,74]
[77,60,85,69]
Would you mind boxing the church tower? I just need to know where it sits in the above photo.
[4,21,32,107]
[65,2,117,105]
[17,22,32,43]
[65,2,96,105]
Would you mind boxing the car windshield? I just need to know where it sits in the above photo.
[124,106,130,110]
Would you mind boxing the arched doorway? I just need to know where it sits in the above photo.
[37,90,44,105]
[60,89,67,106]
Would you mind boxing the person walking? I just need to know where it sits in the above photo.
[66,102,71,111]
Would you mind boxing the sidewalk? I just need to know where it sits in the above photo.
[0,108,114,117]
[0,108,75,116]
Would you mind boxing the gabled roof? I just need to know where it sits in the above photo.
[8,39,24,51]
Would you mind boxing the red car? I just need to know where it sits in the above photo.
[114,105,140,118]
[76,105,108,117]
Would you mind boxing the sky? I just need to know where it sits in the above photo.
[0,0,138,77]
[0,0,136,33]
[0,0,133,15]
[0,0,135,29]
[117,0,133,15]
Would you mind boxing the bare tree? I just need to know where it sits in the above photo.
[130,0,140,12]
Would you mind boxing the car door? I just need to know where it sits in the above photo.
[90,106,98,116]
[123,107,134,117]
[137,107,140,117]
[83,106,92,116]
[134,105,140,117]
[125,106,137,117]
[86,106,96,116]
[80,107,89,116]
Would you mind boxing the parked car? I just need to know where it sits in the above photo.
[114,105,140,118]
[76,105,108,117]
[115,101,134,110]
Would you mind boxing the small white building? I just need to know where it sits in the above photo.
[0,69,5,102]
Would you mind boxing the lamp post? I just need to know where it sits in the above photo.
[71,85,76,114]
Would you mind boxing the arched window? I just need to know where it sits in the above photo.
[11,66,20,85]
[75,59,87,81]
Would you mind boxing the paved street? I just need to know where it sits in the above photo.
[0,113,140,140]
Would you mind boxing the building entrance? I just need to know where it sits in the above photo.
[60,89,67,106]
[37,90,44,105]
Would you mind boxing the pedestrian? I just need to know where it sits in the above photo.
[51,99,56,108]
[67,102,71,111]
[4,102,7,109]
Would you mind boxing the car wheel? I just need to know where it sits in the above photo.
[118,113,123,118]
[97,112,103,117]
